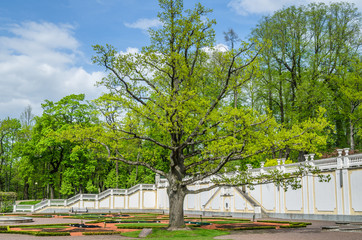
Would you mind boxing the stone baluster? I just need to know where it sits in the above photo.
[309,154,315,166]
[281,158,286,173]
[343,148,350,168]
[276,159,281,171]
[260,161,265,173]
[337,149,344,169]
[246,164,252,171]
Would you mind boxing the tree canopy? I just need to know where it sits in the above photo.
[90,0,329,229]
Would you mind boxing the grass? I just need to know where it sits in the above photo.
[15,225,69,229]
[116,223,169,229]
[9,224,70,228]
[121,228,230,239]
[204,220,250,224]
[17,200,41,205]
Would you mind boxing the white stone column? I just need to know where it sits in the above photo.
[302,156,309,214]
[125,189,129,209]
[342,149,351,214]
[335,167,344,214]
[80,194,83,208]
[110,190,114,209]
[95,194,99,209]
[140,185,143,210]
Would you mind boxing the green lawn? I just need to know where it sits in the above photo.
[122,228,230,239]
[17,201,41,205]
[17,225,68,229]
[116,223,169,229]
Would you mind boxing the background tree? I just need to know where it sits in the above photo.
[0,118,21,192]
[251,2,362,155]
[19,94,101,199]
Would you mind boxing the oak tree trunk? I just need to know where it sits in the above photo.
[167,183,187,230]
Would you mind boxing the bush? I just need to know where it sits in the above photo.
[0,192,16,213]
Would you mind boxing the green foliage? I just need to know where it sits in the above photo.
[251,1,361,152]
[0,192,16,212]
[87,0,332,229]
[0,118,21,194]
[264,159,292,167]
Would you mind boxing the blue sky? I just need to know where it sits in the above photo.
[0,0,361,119]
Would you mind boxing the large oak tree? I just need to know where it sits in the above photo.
[91,0,327,229]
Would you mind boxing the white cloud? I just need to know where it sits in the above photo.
[202,44,229,55]
[119,47,140,55]
[0,21,105,119]
[228,0,362,15]
[124,18,162,31]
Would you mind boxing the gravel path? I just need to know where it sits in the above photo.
[0,234,134,240]
[215,219,362,240]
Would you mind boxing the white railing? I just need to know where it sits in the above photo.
[113,189,127,195]
[349,154,362,166]
[34,200,49,211]
[67,194,81,205]
[127,184,141,195]
[313,157,338,170]
[98,189,112,200]
[284,162,302,172]
[49,199,66,206]
[14,205,33,212]
[82,194,96,200]
[142,184,156,190]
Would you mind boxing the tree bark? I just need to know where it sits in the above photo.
[350,118,355,151]
[167,183,187,230]
[23,183,29,200]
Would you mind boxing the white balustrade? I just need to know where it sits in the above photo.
[13,150,362,214]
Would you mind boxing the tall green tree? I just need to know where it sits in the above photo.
[90,0,328,229]
[251,2,361,153]
[19,94,100,199]
[0,118,21,192]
